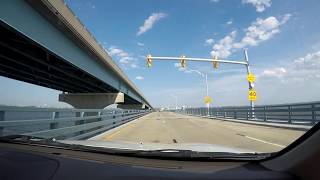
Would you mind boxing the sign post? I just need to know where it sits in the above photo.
[204,95,212,117]
[244,49,256,119]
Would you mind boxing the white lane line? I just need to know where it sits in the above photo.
[244,135,286,148]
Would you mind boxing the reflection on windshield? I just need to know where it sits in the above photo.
[0,0,319,159]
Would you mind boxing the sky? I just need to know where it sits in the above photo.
[1,0,320,108]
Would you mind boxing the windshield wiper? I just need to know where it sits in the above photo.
[0,135,50,141]
[0,134,66,147]
[123,149,272,160]
[0,135,141,154]
[61,146,271,160]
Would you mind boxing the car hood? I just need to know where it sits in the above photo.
[59,140,256,153]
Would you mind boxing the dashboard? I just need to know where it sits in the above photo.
[0,143,297,180]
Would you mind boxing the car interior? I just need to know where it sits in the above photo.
[0,0,319,179]
[0,123,319,180]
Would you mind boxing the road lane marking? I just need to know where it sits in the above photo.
[102,119,141,140]
[244,135,286,148]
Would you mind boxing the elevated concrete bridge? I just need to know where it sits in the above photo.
[0,0,151,109]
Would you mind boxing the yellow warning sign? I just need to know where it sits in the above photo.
[247,73,256,83]
[204,96,212,104]
[248,89,257,101]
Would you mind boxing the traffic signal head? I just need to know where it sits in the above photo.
[146,54,152,68]
[213,56,218,69]
[180,55,186,68]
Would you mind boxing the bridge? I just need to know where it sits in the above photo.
[0,0,319,153]
[0,0,151,109]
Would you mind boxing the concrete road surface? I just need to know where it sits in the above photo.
[96,112,305,152]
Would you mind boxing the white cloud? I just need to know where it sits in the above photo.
[294,51,320,70]
[135,76,144,80]
[108,48,126,56]
[107,46,139,68]
[210,0,220,2]
[281,13,292,24]
[137,13,167,36]
[119,57,133,64]
[226,20,233,25]
[137,42,145,46]
[174,62,180,68]
[259,50,320,80]
[233,16,283,48]
[210,30,237,58]
[205,38,214,46]
[174,62,190,72]
[210,15,291,58]
[242,0,272,12]
[261,67,287,78]
[108,47,130,62]
[130,64,138,68]
[252,51,320,104]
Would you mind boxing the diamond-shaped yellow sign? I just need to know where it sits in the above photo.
[204,96,212,104]
[247,73,256,83]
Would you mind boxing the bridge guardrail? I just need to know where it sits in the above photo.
[0,107,151,140]
[177,102,320,125]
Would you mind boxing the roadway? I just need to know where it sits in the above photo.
[96,112,305,152]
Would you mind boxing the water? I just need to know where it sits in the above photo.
[2,111,77,136]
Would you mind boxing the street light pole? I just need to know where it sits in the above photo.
[170,94,178,110]
[244,49,255,119]
[187,69,210,116]
[175,96,178,110]
[205,73,210,116]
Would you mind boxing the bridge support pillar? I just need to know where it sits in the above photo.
[59,92,124,109]
[117,103,147,110]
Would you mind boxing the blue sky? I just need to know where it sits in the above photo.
[1,0,320,108]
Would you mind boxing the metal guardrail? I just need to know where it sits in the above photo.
[177,102,320,125]
[0,106,151,140]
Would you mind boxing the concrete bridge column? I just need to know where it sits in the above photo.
[59,92,125,136]
[59,92,124,109]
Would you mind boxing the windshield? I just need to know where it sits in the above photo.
[0,0,319,159]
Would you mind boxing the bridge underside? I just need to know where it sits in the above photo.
[0,20,141,108]
[0,0,152,110]
[0,21,114,94]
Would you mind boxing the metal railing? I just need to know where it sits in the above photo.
[177,102,320,125]
[0,106,151,140]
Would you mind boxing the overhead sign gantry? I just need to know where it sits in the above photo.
[146,49,257,118]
